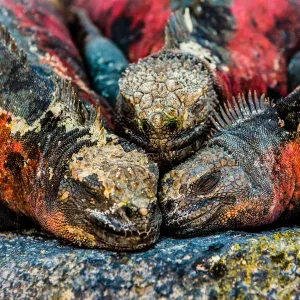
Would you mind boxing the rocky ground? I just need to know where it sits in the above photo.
[1,226,300,299]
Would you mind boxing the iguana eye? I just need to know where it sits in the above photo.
[191,170,221,195]
[141,119,151,133]
[166,121,178,132]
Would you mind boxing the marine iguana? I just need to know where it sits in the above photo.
[0,0,161,250]
[111,0,300,167]
[159,89,300,236]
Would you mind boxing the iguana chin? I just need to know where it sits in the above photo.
[0,0,161,251]
[113,0,300,167]
[159,90,300,236]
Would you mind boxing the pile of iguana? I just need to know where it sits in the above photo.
[1,0,300,250]
[72,0,300,167]
[0,0,162,251]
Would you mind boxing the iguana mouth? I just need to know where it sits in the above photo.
[121,122,208,153]
[164,198,235,230]
[95,224,161,251]
[87,208,161,239]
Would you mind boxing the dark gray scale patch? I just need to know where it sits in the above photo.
[0,201,35,230]
[189,0,235,64]
[0,44,54,124]
[85,174,102,188]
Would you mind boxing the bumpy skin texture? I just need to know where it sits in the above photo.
[0,0,161,251]
[159,91,300,236]
[113,0,300,166]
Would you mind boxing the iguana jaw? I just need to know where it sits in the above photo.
[90,206,161,251]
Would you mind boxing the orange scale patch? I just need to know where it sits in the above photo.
[0,113,39,217]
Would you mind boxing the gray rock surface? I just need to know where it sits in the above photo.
[1,227,300,299]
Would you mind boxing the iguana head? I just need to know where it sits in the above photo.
[159,93,289,236]
[117,52,217,165]
[116,11,219,166]
[53,140,161,251]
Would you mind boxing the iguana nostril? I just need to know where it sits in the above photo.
[141,120,151,132]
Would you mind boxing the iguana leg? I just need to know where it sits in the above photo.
[71,8,128,107]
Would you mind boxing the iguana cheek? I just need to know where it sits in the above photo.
[219,201,269,227]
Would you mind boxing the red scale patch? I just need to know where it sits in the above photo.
[219,0,300,101]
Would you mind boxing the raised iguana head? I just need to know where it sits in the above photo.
[116,11,219,166]
[159,92,294,236]
[0,26,161,250]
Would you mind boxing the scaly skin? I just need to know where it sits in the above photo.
[0,0,161,251]
[114,0,300,166]
[0,0,113,127]
[159,90,300,236]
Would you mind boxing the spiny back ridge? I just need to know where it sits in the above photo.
[165,9,193,49]
[210,91,272,134]
[0,25,28,66]
[53,77,103,130]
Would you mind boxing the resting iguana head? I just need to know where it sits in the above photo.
[53,140,161,250]
[159,92,293,235]
[116,11,219,166]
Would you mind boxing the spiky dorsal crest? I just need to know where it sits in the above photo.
[165,9,193,49]
[0,25,28,67]
[210,91,272,135]
[53,77,103,131]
